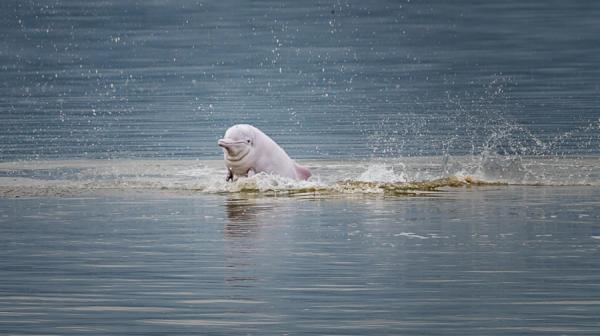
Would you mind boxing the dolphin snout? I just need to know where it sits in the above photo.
[217,139,230,148]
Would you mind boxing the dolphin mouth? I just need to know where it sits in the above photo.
[218,139,248,148]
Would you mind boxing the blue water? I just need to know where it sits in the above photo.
[1,1,600,335]
[1,0,599,160]
[2,189,600,335]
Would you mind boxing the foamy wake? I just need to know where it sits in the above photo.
[0,156,598,197]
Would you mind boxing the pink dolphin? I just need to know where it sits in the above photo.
[218,124,311,181]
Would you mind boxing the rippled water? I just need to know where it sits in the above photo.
[2,189,600,335]
[1,0,599,160]
[2,1,600,335]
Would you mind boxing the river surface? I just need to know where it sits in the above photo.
[1,1,600,335]
[1,187,600,335]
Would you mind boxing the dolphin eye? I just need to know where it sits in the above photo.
[247,139,251,144]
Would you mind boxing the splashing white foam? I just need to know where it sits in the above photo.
[0,156,598,197]
[357,164,408,183]
[204,172,322,194]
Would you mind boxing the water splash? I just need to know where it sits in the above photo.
[0,156,597,197]
[356,164,408,183]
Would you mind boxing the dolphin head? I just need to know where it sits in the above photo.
[218,124,255,160]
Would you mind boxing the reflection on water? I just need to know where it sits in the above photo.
[223,197,262,288]
[225,196,271,228]
[2,189,600,334]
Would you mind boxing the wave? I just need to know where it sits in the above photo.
[0,156,598,197]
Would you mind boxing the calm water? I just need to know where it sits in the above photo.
[1,189,600,335]
[2,1,600,335]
